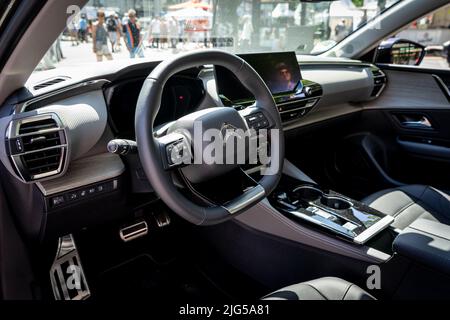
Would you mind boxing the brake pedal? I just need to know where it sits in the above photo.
[49,234,90,300]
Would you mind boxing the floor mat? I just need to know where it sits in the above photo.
[94,254,227,301]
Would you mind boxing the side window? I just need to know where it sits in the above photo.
[375,4,450,69]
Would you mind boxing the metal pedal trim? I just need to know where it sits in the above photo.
[119,220,148,242]
[49,234,90,300]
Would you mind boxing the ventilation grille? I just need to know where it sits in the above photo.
[19,118,58,135]
[371,69,387,97]
[21,129,62,152]
[33,77,69,91]
[372,69,384,77]
[21,147,63,176]
[7,116,67,182]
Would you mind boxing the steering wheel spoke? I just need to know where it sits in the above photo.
[222,183,266,215]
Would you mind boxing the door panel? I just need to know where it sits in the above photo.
[329,66,450,198]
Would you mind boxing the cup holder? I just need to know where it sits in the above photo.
[320,197,352,210]
[293,186,323,202]
[291,185,353,211]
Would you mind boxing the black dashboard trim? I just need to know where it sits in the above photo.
[15,79,110,113]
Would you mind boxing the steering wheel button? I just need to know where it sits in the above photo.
[247,116,258,123]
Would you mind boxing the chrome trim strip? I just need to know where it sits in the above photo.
[12,144,67,156]
[277,96,322,108]
[293,185,323,194]
[13,127,62,138]
[224,184,266,215]
[353,215,395,245]
[372,69,387,99]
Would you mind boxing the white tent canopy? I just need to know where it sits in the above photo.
[330,0,364,18]
[272,3,294,18]
[165,8,212,20]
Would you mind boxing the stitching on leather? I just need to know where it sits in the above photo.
[403,186,439,216]
[392,201,415,218]
[341,283,353,300]
[303,283,328,300]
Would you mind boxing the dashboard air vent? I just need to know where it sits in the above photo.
[6,115,67,182]
[19,118,58,135]
[33,77,70,91]
[371,68,387,97]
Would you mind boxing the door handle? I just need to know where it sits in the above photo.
[401,116,433,129]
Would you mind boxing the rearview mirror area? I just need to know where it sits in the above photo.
[374,38,426,66]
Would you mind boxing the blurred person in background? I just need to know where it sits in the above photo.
[106,12,119,53]
[150,16,161,49]
[168,17,179,50]
[444,40,450,65]
[160,18,169,50]
[78,14,88,43]
[92,10,113,62]
[115,14,123,52]
[335,19,348,42]
[240,15,253,49]
[69,20,79,46]
[123,9,144,58]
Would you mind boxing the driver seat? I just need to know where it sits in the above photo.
[263,277,375,300]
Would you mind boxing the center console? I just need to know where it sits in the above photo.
[270,177,394,245]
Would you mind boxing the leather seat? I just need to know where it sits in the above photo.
[363,185,450,230]
[262,277,375,300]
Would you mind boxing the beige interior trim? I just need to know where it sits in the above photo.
[36,153,124,196]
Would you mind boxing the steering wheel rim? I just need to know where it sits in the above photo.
[135,50,284,225]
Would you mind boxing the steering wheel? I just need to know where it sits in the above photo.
[135,50,284,225]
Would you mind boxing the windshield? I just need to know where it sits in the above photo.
[34,0,402,72]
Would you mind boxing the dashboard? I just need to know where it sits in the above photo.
[0,52,387,240]
[106,69,205,139]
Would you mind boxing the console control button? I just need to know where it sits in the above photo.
[79,190,87,198]
[47,180,119,210]
[51,196,65,207]
[67,192,78,201]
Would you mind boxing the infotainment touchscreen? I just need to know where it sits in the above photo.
[215,51,302,103]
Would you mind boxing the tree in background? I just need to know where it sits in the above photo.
[352,0,386,11]
[352,0,364,7]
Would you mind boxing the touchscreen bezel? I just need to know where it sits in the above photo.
[215,51,303,104]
